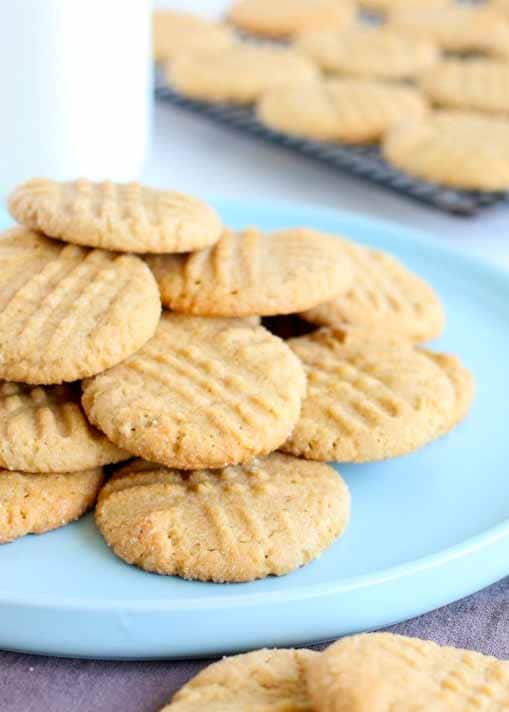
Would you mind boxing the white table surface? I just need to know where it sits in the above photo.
[148,0,509,268]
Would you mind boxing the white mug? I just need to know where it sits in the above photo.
[0,0,152,199]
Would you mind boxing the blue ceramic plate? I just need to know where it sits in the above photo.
[1,199,508,660]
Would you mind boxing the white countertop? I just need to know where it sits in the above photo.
[147,0,509,268]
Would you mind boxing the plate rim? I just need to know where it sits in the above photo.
[1,197,509,613]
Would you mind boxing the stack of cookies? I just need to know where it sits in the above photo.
[157,632,509,710]
[0,177,473,585]
[155,1,509,191]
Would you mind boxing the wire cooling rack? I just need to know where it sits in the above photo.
[155,74,507,217]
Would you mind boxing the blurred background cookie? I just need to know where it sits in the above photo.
[383,111,509,190]
[297,27,438,82]
[421,59,509,117]
[389,4,509,58]
[168,44,319,104]
[153,9,235,62]
[228,0,355,39]
[258,78,429,144]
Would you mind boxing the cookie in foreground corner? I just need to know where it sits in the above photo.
[160,648,317,710]
[306,633,509,711]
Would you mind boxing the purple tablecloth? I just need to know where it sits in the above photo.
[1,577,508,712]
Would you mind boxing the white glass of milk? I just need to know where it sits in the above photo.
[0,0,152,198]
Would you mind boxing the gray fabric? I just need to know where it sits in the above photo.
[1,577,508,712]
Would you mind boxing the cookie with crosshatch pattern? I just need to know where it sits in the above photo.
[0,381,128,473]
[228,0,355,39]
[168,44,319,105]
[281,327,459,462]
[420,60,509,117]
[8,178,223,253]
[257,78,429,144]
[300,239,444,342]
[389,4,509,57]
[382,111,509,191]
[359,0,449,15]
[423,352,474,433]
[160,648,318,710]
[82,313,306,469]
[153,10,234,62]
[146,227,352,316]
[0,228,161,384]
[296,27,438,81]
[306,633,509,712]
[96,454,349,582]
[0,467,104,544]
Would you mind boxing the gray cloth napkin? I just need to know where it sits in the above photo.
[1,577,508,712]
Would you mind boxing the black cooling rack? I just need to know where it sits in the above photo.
[155,76,507,217]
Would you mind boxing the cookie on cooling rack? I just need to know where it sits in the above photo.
[153,10,234,62]
[359,0,449,15]
[297,27,438,82]
[421,59,509,117]
[389,4,509,57]
[228,0,355,39]
[382,111,509,191]
[168,44,319,104]
[257,78,429,144]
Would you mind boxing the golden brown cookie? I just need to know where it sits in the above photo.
[300,240,444,342]
[421,59,509,117]
[9,178,223,254]
[96,454,349,582]
[389,5,509,57]
[0,381,128,473]
[0,467,104,544]
[228,0,355,39]
[297,27,438,81]
[281,327,457,462]
[161,648,317,710]
[382,111,509,191]
[257,78,429,144]
[306,633,509,712]
[146,227,352,317]
[168,44,319,104]
[82,313,306,469]
[153,10,234,62]
[423,352,474,432]
[495,0,509,16]
[359,0,449,15]
[0,228,161,384]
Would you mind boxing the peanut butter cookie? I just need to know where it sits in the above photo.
[82,313,306,469]
[96,454,349,582]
